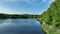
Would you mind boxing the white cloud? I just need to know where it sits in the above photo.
[0,0,55,15]
[0,7,41,15]
[42,0,55,3]
[4,0,23,2]
[42,0,47,3]
[4,0,37,2]
[49,0,55,3]
[3,0,28,2]
[25,0,55,5]
[0,7,17,14]
[1,0,33,5]
[2,0,55,3]
[1,0,54,5]
[25,0,34,5]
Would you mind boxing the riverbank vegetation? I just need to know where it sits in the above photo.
[40,0,60,34]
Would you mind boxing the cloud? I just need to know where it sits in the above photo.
[0,7,17,14]
[4,0,23,2]
[1,0,54,5]
[25,0,55,5]
[0,0,55,15]
[3,0,37,5]
[42,0,55,3]
[3,0,29,2]
[25,0,34,5]
[4,0,37,2]
[42,0,47,3]
[1,0,33,5]
[2,0,55,3]
[0,7,41,15]
[49,0,55,3]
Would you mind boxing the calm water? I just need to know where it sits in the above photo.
[0,19,44,34]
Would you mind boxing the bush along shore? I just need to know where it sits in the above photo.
[37,18,48,34]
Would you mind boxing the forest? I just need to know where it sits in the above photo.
[40,0,60,34]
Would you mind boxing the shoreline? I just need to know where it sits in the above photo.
[37,18,48,34]
[39,18,60,34]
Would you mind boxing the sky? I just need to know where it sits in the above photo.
[0,0,55,15]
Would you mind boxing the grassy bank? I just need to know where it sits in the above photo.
[42,22,60,34]
[40,19,60,34]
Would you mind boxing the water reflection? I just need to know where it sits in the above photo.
[0,19,5,24]
[0,19,44,34]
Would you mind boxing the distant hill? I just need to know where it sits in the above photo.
[0,13,40,19]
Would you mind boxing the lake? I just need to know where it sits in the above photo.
[0,19,44,34]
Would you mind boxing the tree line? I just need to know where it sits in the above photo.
[0,13,40,19]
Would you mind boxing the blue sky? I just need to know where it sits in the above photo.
[0,0,55,15]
